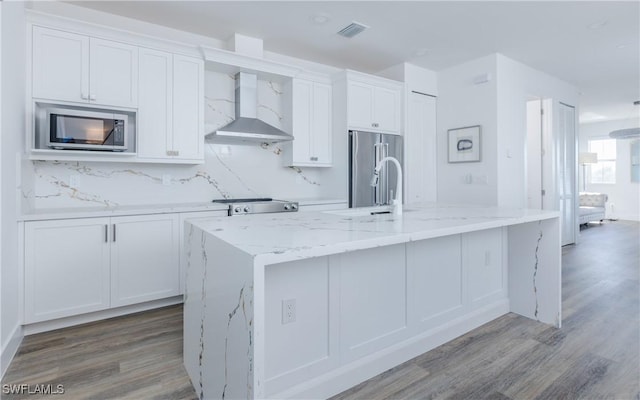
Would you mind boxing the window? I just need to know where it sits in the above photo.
[588,138,616,184]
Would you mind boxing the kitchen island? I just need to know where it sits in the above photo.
[183,204,561,400]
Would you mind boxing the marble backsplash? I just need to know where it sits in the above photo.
[22,71,346,210]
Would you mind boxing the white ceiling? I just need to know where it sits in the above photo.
[68,1,640,123]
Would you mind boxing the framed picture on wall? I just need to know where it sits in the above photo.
[448,125,481,163]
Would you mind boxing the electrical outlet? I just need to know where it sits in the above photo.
[162,174,172,186]
[282,299,296,324]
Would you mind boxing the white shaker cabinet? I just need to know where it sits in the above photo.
[463,228,505,308]
[24,214,180,323]
[110,214,180,307]
[283,78,332,167]
[32,26,138,108]
[137,49,204,163]
[24,218,111,323]
[88,37,138,108]
[347,76,401,134]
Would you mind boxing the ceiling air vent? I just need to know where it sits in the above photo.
[337,21,369,38]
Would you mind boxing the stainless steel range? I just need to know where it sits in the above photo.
[212,198,299,216]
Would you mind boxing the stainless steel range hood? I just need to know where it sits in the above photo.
[205,72,293,144]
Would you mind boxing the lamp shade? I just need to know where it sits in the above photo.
[579,152,598,164]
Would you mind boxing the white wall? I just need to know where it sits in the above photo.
[436,53,579,211]
[495,54,579,209]
[1,1,26,378]
[580,118,640,221]
[436,54,498,205]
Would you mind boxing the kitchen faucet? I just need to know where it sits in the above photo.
[370,156,403,215]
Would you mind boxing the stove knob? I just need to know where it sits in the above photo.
[291,204,298,210]
[234,206,242,213]
[284,204,291,211]
[243,206,251,213]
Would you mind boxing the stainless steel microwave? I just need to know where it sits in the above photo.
[46,108,128,151]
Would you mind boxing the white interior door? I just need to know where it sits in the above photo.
[558,102,577,246]
[526,99,543,209]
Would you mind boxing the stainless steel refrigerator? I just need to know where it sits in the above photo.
[349,130,403,208]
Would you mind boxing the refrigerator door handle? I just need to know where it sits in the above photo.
[382,143,389,205]
[374,142,383,205]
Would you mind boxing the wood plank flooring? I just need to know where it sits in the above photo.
[1,305,197,400]
[2,220,638,399]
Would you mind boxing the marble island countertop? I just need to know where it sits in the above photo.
[189,202,559,264]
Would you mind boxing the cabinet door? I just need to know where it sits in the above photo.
[89,38,138,107]
[110,214,180,307]
[406,92,437,203]
[311,82,332,165]
[291,79,313,164]
[32,26,89,103]
[374,86,401,133]
[137,48,173,159]
[24,218,110,323]
[463,228,505,307]
[172,55,204,161]
[347,81,374,130]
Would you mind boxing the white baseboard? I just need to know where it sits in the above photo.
[23,296,183,336]
[1,323,24,380]
[270,301,509,400]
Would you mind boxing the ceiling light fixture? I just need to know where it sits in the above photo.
[609,101,640,139]
[310,13,330,25]
[337,21,369,38]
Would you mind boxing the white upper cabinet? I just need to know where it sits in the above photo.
[89,38,138,108]
[32,26,138,108]
[137,48,173,159]
[137,49,204,163]
[346,74,401,134]
[284,78,332,167]
[172,55,204,161]
[32,26,89,104]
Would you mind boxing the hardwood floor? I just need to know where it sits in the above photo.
[2,221,638,399]
[1,305,197,400]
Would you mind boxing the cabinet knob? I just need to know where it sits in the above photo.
[310,156,318,161]
[89,94,97,101]
[371,122,379,128]
[166,150,180,156]
[81,93,89,100]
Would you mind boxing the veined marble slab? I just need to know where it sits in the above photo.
[188,202,559,264]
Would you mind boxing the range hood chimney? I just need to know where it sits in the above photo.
[205,72,294,144]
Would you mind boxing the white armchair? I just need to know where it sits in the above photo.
[579,192,608,225]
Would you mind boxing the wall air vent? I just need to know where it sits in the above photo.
[337,21,369,38]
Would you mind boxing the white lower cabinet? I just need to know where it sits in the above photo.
[463,228,505,307]
[263,230,506,395]
[25,218,111,323]
[24,214,180,323]
[110,214,180,307]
